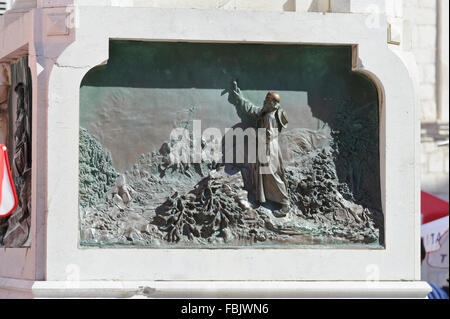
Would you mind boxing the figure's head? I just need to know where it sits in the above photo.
[263,92,281,112]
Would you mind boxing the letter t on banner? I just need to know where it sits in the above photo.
[0,145,18,218]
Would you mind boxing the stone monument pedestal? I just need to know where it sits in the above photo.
[0,1,431,298]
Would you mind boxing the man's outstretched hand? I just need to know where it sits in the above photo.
[225,80,242,105]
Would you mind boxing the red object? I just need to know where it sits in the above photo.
[421,191,449,225]
[0,145,18,218]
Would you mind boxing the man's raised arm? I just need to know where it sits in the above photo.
[225,80,261,118]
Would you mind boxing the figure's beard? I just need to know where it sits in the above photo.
[262,101,278,113]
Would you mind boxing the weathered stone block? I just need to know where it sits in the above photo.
[415,8,437,25]
[418,0,436,9]
[417,25,437,48]
[331,0,385,14]
[420,64,436,83]
[428,151,445,173]
[420,84,436,101]
[296,0,329,12]
[421,100,437,121]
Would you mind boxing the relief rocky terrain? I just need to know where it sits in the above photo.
[79,126,381,247]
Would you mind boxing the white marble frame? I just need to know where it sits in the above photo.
[46,6,420,281]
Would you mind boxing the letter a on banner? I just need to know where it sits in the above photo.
[0,145,18,218]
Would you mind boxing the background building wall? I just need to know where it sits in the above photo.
[0,0,14,15]
[403,0,449,201]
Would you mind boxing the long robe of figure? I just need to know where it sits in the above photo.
[230,87,290,208]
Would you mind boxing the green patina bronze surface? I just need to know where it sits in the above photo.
[79,41,382,248]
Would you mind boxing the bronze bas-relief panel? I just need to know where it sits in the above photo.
[79,41,383,248]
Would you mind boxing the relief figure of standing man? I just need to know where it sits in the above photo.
[226,81,290,217]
